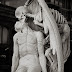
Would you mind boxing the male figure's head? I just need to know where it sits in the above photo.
[15,21,24,32]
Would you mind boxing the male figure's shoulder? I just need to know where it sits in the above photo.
[34,31,44,40]
[13,32,19,40]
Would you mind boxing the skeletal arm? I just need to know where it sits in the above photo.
[26,13,44,27]
[26,13,35,18]
[11,35,19,72]
[33,20,44,27]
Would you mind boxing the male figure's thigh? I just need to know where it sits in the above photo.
[16,66,27,72]
[28,65,41,72]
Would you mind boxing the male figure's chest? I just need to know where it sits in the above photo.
[17,30,37,45]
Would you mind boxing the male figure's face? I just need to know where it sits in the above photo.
[15,21,24,32]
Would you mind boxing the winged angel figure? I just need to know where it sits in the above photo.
[11,0,70,72]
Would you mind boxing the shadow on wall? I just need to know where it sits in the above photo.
[5,0,27,8]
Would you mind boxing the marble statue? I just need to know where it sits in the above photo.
[11,6,47,72]
[11,0,70,72]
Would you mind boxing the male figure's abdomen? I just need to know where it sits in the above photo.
[16,54,41,72]
[18,32,38,58]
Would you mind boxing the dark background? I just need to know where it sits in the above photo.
[0,0,72,72]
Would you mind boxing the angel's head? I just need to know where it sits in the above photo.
[15,21,24,32]
[15,6,29,20]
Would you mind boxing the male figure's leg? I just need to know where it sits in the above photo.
[28,65,41,72]
[16,66,27,72]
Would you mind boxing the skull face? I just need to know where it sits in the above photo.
[15,6,28,20]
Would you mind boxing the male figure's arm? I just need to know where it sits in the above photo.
[36,31,47,72]
[11,34,19,72]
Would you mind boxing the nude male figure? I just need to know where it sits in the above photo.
[11,6,47,72]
